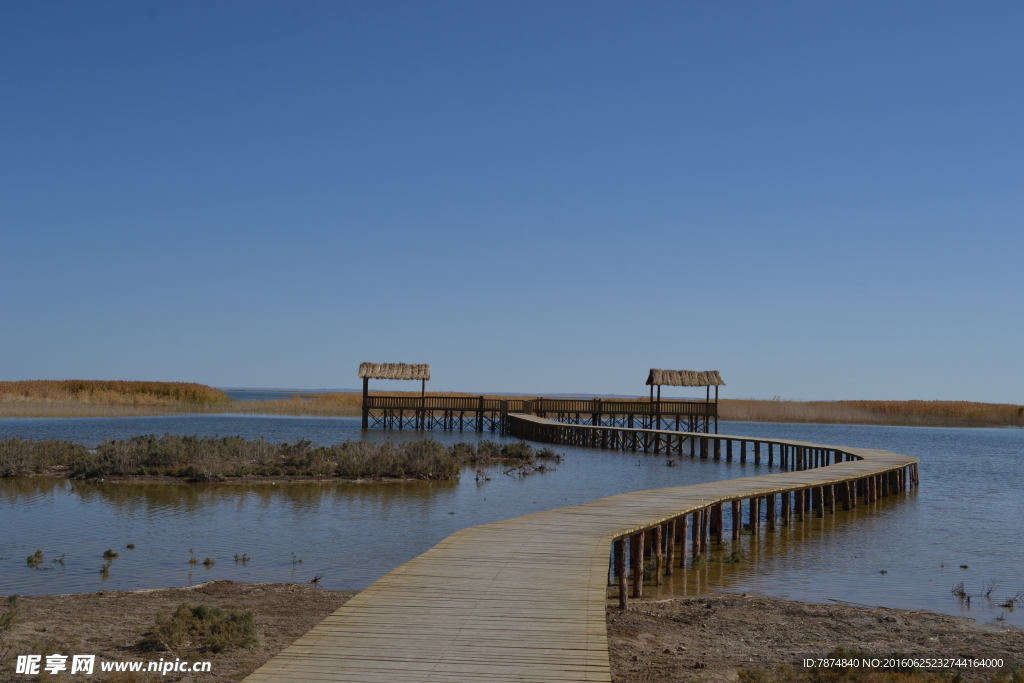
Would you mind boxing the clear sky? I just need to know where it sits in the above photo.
[2,2,1021,402]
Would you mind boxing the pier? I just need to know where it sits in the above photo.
[359,363,723,433]
[245,414,919,683]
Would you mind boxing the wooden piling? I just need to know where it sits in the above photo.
[740,440,746,463]
[615,539,627,609]
[665,520,675,576]
[714,503,724,545]
[767,493,776,530]
[782,491,791,525]
[714,439,721,460]
[654,524,663,585]
[754,442,761,465]
[731,500,741,541]
[796,489,805,522]
[700,507,710,554]
[691,510,701,559]
[631,531,644,598]
[678,514,688,567]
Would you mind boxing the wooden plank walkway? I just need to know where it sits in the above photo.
[245,416,919,683]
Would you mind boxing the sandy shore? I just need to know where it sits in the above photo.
[1,583,1020,682]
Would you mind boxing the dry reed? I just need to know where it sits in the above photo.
[719,399,1024,428]
[2,382,1021,428]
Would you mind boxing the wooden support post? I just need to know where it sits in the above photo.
[768,443,774,467]
[665,520,675,576]
[701,507,710,554]
[714,439,721,460]
[701,437,709,459]
[691,510,701,559]
[727,440,733,461]
[782,491,791,525]
[740,441,746,463]
[654,524,663,585]
[842,481,851,510]
[678,514,688,567]
[828,485,836,514]
[714,503,724,545]
[631,531,644,598]
[615,539,627,609]
[796,490,805,522]
[754,442,761,465]
[814,486,824,518]
[767,493,776,530]
[361,377,369,428]
[748,497,757,533]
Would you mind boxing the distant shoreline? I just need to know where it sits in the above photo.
[1,381,1021,428]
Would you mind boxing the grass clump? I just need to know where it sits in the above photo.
[103,548,119,560]
[724,548,746,564]
[0,595,20,634]
[26,550,44,567]
[142,603,257,653]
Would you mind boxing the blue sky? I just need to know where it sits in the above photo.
[2,2,1021,402]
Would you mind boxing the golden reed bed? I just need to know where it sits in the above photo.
[1,381,1022,428]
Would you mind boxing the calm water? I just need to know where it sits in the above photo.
[0,416,1021,628]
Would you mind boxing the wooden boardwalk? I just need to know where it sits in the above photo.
[245,416,919,683]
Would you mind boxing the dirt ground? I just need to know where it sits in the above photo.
[2,584,1021,681]
[607,594,1024,683]
[0,582,354,682]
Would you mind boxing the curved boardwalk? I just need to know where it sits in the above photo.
[245,416,919,683]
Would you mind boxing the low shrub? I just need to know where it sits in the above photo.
[142,603,256,653]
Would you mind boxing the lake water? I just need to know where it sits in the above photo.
[0,415,1021,629]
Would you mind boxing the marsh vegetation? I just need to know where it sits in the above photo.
[0,435,559,482]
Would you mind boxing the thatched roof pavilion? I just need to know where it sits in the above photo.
[359,363,431,381]
[645,370,725,433]
[359,363,431,427]
[646,369,724,387]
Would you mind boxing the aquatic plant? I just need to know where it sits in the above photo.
[26,550,44,567]
[103,549,119,560]
[202,557,215,568]
[724,549,746,564]
[126,543,135,550]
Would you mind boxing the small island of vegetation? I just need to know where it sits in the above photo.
[0,435,560,483]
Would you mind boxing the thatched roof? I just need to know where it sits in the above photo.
[646,369,724,387]
[358,363,431,381]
